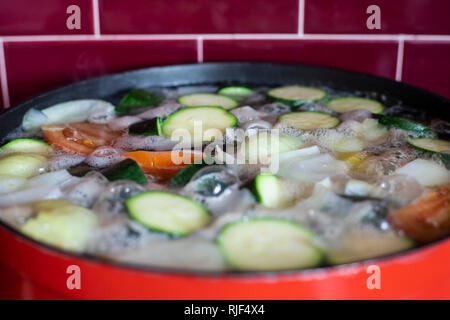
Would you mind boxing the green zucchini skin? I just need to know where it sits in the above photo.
[0,154,48,178]
[1,138,53,154]
[117,89,163,115]
[277,111,340,130]
[161,106,238,143]
[379,115,433,136]
[128,117,162,136]
[267,86,327,109]
[408,138,450,163]
[217,218,322,271]
[178,93,239,110]
[218,86,254,100]
[254,174,279,207]
[326,97,384,114]
[126,191,211,236]
[101,159,148,185]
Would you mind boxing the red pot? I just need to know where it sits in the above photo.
[0,63,449,300]
[0,224,448,300]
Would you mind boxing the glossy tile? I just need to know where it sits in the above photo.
[402,41,450,98]
[304,0,450,35]
[4,40,197,104]
[0,0,94,35]
[203,39,398,78]
[99,0,298,34]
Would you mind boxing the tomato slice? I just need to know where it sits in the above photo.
[388,184,450,242]
[123,151,201,182]
[43,123,121,155]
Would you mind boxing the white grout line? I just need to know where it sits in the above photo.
[298,0,305,36]
[197,37,203,63]
[0,41,11,108]
[1,34,450,42]
[92,0,101,38]
[395,36,405,81]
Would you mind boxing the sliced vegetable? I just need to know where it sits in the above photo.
[126,191,211,236]
[337,151,368,169]
[0,175,27,194]
[43,123,121,155]
[116,89,163,115]
[359,118,388,141]
[379,115,433,136]
[277,152,348,183]
[218,86,254,101]
[327,229,414,265]
[161,106,237,143]
[123,151,201,181]
[26,169,75,189]
[278,111,340,130]
[21,200,98,252]
[344,179,376,197]
[254,174,304,208]
[326,97,384,114]
[0,170,76,207]
[388,184,450,242]
[218,218,322,271]
[408,138,450,163]
[1,138,54,155]
[128,117,162,136]
[333,137,364,153]
[268,85,327,108]
[178,93,238,110]
[240,133,304,163]
[395,159,450,187]
[22,100,115,131]
[101,159,148,185]
[0,154,47,178]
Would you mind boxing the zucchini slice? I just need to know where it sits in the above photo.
[21,200,98,252]
[326,97,384,114]
[218,86,254,100]
[128,117,162,136]
[0,154,47,178]
[240,133,304,163]
[333,137,364,153]
[161,106,238,143]
[278,111,340,130]
[101,159,148,185]
[1,138,54,154]
[408,138,450,162]
[254,174,302,208]
[379,115,433,136]
[218,218,322,271]
[126,191,211,236]
[268,85,327,108]
[326,230,414,265]
[178,93,238,110]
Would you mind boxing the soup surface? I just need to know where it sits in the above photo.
[0,84,449,272]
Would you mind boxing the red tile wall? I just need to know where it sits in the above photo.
[4,40,197,105]
[402,41,450,99]
[0,0,94,36]
[203,39,398,79]
[0,0,449,109]
[305,0,450,35]
[99,0,299,34]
